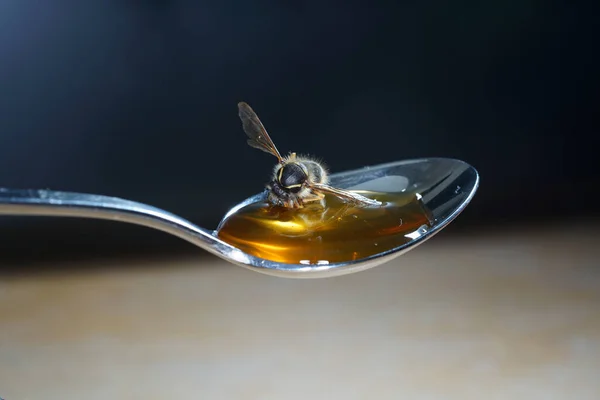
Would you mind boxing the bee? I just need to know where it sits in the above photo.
[237,101,382,209]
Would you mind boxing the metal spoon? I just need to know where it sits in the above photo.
[0,157,478,278]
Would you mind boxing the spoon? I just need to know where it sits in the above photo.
[0,157,478,278]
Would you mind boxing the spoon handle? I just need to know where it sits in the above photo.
[0,187,218,251]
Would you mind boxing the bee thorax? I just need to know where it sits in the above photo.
[277,163,308,193]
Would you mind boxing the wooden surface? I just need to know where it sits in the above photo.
[1,225,599,400]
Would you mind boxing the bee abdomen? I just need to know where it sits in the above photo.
[269,180,288,198]
[278,163,308,191]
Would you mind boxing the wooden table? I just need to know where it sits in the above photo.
[1,224,599,399]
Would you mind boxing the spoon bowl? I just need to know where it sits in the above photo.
[0,158,478,278]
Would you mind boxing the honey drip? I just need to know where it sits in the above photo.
[216,191,434,265]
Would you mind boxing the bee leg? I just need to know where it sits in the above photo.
[303,190,324,201]
[302,192,325,207]
[282,196,298,209]
[291,197,304,209]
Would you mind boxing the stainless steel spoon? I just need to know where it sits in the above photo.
[0,157,478,278]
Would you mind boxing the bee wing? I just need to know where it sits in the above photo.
[309,183,383,207]
[237,102,283,162]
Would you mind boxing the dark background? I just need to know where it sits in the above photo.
[0,1,597,264]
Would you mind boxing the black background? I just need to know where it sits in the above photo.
[0,1,597,263]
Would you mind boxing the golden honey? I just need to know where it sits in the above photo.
[216,191,434,264]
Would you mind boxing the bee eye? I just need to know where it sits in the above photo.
[279,163,307,193]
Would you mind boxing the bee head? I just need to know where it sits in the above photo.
[277,162,308,193]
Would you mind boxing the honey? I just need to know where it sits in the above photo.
[216,191,434,265]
